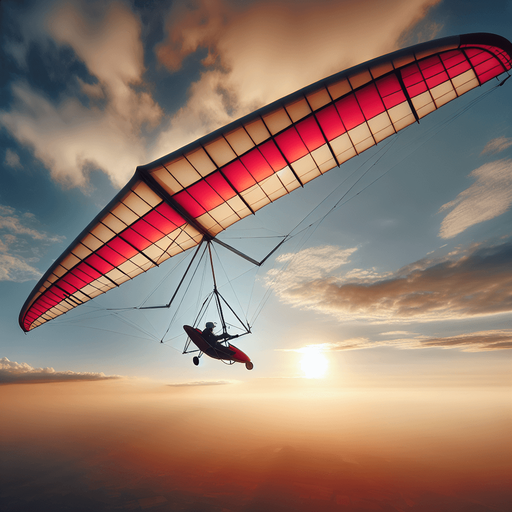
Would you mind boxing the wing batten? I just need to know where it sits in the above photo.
[138,167,210,239]
[20,33,512,331]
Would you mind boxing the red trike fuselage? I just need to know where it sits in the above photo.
[183,325,251,364]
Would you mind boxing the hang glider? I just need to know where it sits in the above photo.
[20,32,512,332]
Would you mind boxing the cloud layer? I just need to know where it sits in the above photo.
[153,0,440,157]
[439,159,512,239]
[2,0,441,188]
[481,136,512,155]
[4,149,22,169]
[167,380,234,387]
[266,241,512,322]
[0,205,65,282]
[288,329,512,353]
[0,357,120,384]
[1,0,161,188]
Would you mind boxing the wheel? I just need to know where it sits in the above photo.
[193,356,199,366]
[245,361,254,370]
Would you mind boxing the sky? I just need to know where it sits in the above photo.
[1,1,511,511]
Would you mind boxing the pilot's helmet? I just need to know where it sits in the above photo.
[205,321,216,329]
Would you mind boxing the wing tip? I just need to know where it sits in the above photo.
[459,32,512,64]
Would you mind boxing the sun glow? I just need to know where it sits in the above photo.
[300,348,328,379]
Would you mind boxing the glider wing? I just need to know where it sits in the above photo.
[20,33,512,331]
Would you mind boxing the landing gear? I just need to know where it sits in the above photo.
[182,241,253,370]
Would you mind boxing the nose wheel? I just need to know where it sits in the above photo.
[245,362,254,370]
[193,356,200,366]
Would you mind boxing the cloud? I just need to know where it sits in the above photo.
[4,149,22,169]
[265,245,358,297]
[280,337,370,353]
[481,136,512,155]
[152,0,440,157]
[417,330,512,351]
[167,380,234,387]
[380,331,418,336]
[438,159,512,239]
[1,0,162,188]
[0,254,42,282]
[2,0,440,187]
[0,357,121,384]
[0,205,65,282]
[265,240,512,322]
[0,205,63,242]
[286,330,512,353]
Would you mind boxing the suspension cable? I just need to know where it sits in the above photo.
[158,244,210,342]
[248,76,510,326]
[65,75,510,339]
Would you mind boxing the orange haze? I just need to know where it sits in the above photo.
[1,379,511,511]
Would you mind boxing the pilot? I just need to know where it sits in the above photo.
[202,321,237,346]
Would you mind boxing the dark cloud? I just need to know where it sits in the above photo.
[270,241,512,322]
[420,331,512,351]
[0,357,121,384]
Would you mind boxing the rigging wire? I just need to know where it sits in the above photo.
[325,78,505,218]
[50,309,183,353]
[51,304,162,342]
[63,245,210,347]
[221,235,288,239]
[288,75,509,245]
[240,143,395,323]
[193,292,215,329]
[248,77,509,325]
[158,244,210,343]
[59,75,509,340]
[138,251,189,308]
[197,245,210,313]
[247,135,400,325]
[209,242,251,326]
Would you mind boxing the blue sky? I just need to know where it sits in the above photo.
[1,0,512,383]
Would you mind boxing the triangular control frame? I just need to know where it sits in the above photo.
[182,240,252,356]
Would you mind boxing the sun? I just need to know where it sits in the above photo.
[300,348,328,379]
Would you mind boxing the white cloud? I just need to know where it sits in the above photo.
[0,205,64,282]
[2,0,441,187]
[4,149,22,169]
[0,357,121,384]
[439,159,512,239]
[1,0,162,188]
[280,337,371,353]
[1,81,157,188]
[264,245,357,305]
[0,254,41,282]
[265,240,512,322]
[417,330,512,351]
[481,136,512,155]
[152,0,440,158]
[285,330,512,353]
[0,205,63,242]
